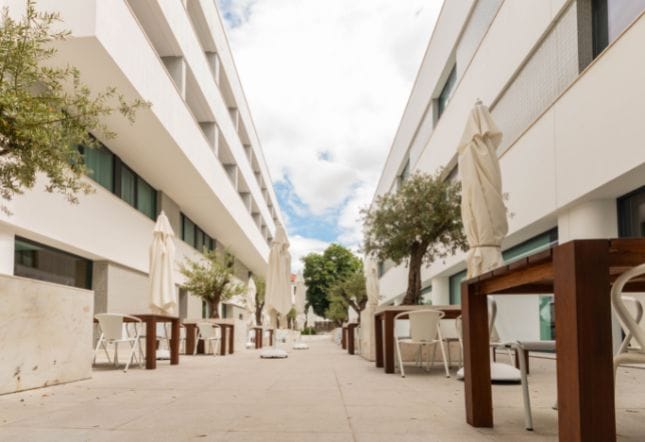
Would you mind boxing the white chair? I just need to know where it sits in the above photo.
[489,299,556,431]
[394,309,449,378]
[439,319,462,368]
[612,263,645,375]
[194,322,221,355]
[616,297,643,355]
[93,313,143,372]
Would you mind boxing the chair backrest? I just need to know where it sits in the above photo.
[405,310,445,342]
[95,313,131,341]
[197,322,220,339]
[439,318,460,339]
[612,263,645,354]
[395,319,410,338]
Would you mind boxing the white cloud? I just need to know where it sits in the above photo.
[288,235,329,272]
[222,0,441,253]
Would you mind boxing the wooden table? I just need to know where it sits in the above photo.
[461,238,645,441]
[374,305,461,374]
[183,320,235,355]
[347,323,359,355]
[252,326,264,349]
[133,314,180,369]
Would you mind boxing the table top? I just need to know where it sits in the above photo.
[463,238,645,295]
[182,318,235,325]
[374,304,461,316]
[94,313,179,323]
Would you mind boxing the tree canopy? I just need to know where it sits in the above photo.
[362,171,466,304]
[328,267,367,322]
[302,243,361,317]
[0,1,146,210]
[254,276,266,325]
[180,250,245,318]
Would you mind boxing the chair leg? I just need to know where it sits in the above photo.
[93,335,104,364]
[395,340,405,378]
[124,341,137,373]
[517,346,533,431]
[447,341,452,367]
[114,342,119,367]
[438,341,450,378]
[194,336,199,356]
[430,344,437,370]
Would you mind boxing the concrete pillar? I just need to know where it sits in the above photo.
[161,56,186,99]
[557,199,622,352]
[430,276,450,305]
[0,227,15,275]
[558,199,618,242]
[205,51,220,86]
[199,122,219,156]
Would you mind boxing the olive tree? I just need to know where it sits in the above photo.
[180,251,245,318]
[362,171,466,305]
[0,1,146,210]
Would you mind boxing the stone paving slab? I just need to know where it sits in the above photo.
[0,339,643,441]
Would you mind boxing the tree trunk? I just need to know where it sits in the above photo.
[402,246,424,305]
[209,297,220,319]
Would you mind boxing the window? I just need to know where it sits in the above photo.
[436,65,457,122]
[449,270,467,305]
[181,214,215,253]
[136,178,157,219]
[81,142,157,220]
[593,0,645,56]
[618,186,645,237]
[119,165,137,207]
[82,145,114,191]
[14,237,92,289]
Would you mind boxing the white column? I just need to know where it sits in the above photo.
[161,56,186,99]
[557,199,622,352]
[0,228,14,275]
[430,276,450,305]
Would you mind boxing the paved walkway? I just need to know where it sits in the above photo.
[0,338,643,441]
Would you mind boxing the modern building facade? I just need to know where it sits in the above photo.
[372,0,645,344]
[0,0,285,319]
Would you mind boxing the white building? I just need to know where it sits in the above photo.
[372,0,645,343]
[0,0,285,319]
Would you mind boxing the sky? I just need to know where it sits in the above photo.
[217,0,442,270]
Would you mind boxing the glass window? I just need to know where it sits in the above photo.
[449,270,467,305]
[136,178,156,219]
[618,186,645,237]
[14,237,92,289]
[593,0,645,55]
[502,228,558,263]
[195,229,204,252]
[182,216,196,248]
[608,0,645,41]
[120,166,136,207]
[83,145,114,191]
[437,65,457,121]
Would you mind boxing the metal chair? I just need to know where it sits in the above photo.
[394,309,449,378]
[612,263,645,376]
[93,313,143,372]
[194,322,221,355]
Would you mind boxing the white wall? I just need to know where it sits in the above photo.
[0,275,93,394]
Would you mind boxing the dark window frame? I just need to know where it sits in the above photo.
[436,64,457,122]
[14,236,93,289]
[618,185,645,237]
[81,141,158,220]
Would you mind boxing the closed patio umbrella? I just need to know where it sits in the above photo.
[293,272,309,349]
[246,277,257,327]
[149,211,177,314]
[261,225,292,358]
[458,100,508,278]
[456,100,520,383]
